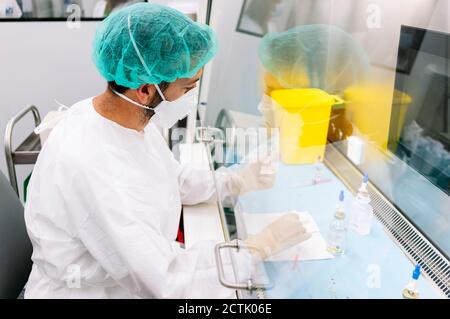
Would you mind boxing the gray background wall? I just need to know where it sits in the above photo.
[0,21,104,199]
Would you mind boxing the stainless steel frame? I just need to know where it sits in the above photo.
[215,240,274,291]
[4,105,41,195]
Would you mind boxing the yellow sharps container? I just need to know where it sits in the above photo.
[270,88,342,164]
[344,85,412,150]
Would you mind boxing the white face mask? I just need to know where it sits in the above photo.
[152,86,198,129]
[110,14,198,129]
[111,86,197,129]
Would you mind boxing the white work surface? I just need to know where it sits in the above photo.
[243,211,334,262]
[179,143,226,249]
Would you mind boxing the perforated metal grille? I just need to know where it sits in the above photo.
[369,192,450,297]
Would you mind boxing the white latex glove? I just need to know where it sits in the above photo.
[257,94,277,129]
[227,153,278,196]
[244,214,312,260]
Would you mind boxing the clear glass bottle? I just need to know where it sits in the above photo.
[327,190,347,256]
[350,174,374,235]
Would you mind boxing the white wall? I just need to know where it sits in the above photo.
[204,0,262,126]
[0,21,104,198]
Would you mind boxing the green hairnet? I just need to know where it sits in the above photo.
[92,3,218,89]
[258,25,368,94]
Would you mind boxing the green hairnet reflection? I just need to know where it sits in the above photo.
[258,24,368,94]
[92,3,218,89]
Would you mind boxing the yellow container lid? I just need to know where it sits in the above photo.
[345,85,412,105]
[270,88,339,111]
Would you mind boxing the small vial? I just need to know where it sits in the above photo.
[327,191,347,256]
[291,156,330,189]
[402,264,421,299]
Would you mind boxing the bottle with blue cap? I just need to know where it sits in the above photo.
[402,264,421,299]
[327,190,347,256]
[349,173,374,235]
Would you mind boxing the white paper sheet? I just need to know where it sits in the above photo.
[242,211,334,261]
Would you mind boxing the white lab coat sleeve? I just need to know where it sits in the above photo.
[72,168,244,298]
[177,163,235,205]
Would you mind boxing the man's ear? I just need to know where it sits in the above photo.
[135,84,156,105]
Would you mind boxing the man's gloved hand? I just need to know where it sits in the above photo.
[257,94,277,129]
[227,153,278,196]
[244,214,312,260]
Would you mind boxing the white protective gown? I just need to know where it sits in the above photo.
[24,97,246,299]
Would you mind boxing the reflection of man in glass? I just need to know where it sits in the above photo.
[240,0,283,35]
[93,0,142,17]
[256,25,368,131]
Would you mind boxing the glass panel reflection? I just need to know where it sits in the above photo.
[205,0,449,298]
[390,26,449,195]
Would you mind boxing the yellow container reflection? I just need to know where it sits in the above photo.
[344,84,412,150]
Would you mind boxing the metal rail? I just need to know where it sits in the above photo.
[4,105,41,195]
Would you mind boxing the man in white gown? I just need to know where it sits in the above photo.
[24,3,310,299]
